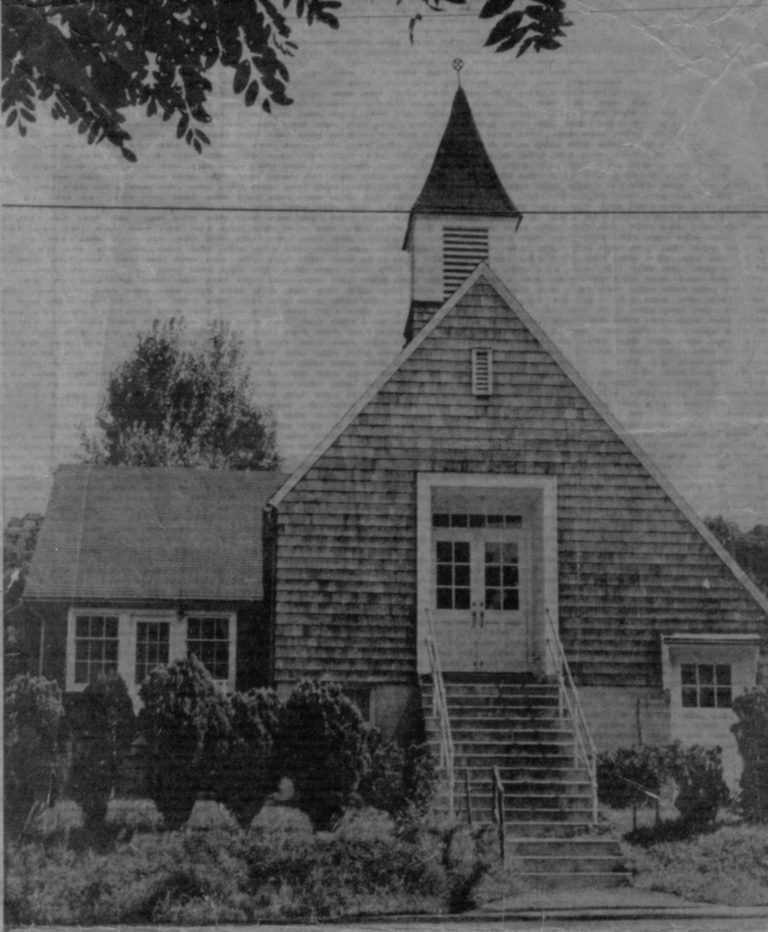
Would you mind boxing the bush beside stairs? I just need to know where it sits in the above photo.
[421,675,630,889]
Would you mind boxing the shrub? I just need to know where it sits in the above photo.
[597,744,662,831]
[4,674,68,836]
[68,673,136,840]
[186,800,240,832]
[105,798,163,838]
[599,740,727,835]
[217,688,281,829]
[138,657,231,829]
[250,803,314,843]
[662,741,729,829]
[277,680,367,830]
[732,687,768,822]
[358,731,436,817]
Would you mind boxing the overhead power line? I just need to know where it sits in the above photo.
[3,204,767,215]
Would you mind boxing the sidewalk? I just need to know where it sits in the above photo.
[473,884,768,920]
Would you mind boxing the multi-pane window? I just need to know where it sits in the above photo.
[435,541,471,610]
[135,621,170,684]
[681,663,732,708]
[187,616,230,680]
[485,542,519,611]
[74,615,119,685]
[433,513,522,528]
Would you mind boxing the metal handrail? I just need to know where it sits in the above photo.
[545,609,598,823]
[424,608,455,819]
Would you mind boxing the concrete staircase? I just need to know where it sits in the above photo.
[421,675,629,888]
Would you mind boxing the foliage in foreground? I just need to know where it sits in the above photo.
[597,741,728,835]
[278,679,368,829]
[630,823,768,906]
[68,674,136,838]
[3,0,572,161]
[732,687,768,822]
[4,674,68,836]
[4,807,498,924]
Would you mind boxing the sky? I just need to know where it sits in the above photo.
[3,0,768,526]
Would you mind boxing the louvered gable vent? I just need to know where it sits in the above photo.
[443,226,488,298]
[471,348,493,397]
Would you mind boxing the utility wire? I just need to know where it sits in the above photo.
[3,204,767,214]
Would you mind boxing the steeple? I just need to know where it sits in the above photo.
[403,84,522,342]
[404,87,520,244]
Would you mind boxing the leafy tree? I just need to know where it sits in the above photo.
[2,0,571,161]
[138,656,232,829]
[81,318,278,469]
[4,674,68,837]
[68,673,136,840]
[4,512,43,671]
[705,516,768,596]
[3,512,43,613]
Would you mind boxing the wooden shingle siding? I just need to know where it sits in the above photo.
[274,279,765,687]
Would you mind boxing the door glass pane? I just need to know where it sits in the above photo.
[503,589,520,611]
[435,540,471,610]
[485,541,519,612]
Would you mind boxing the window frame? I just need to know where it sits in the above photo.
[70,612,121,688]
[185,612,237,690]
[681,662,733,709]
[66,608,237,700]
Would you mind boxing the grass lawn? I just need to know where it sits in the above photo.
[600,804,768,907]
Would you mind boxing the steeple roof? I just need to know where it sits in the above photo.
[404,87,520,244]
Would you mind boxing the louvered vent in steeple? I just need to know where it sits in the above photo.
[443,226,488,298]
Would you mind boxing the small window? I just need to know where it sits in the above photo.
[135,621,170,684]
[681,663,732,708]
[472,348,493,396]
[187,616,231,681]
[74,614,119,685]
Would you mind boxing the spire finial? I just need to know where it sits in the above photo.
[452,58,464,86]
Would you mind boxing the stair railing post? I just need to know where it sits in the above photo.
[492,765,505,864]
[425,609,455,820]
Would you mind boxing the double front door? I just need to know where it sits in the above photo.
[432,517,529,672]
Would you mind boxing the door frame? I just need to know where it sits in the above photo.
[416,473,559,676]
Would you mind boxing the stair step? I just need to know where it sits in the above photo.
[516,871,629,889]
[513,838,623,857]
[506,821,597,837]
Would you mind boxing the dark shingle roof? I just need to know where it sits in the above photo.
[25,465,286,602]
[405,87,520,238]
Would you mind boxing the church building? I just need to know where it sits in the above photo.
[25,86,768,839]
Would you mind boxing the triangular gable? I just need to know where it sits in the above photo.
[271,263,768,617]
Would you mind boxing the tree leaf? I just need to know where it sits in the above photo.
[233,60,250,95]
[480,0,516,19]
[485,10,525,47]
[245,80,259,108]
[495,27,529,52]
